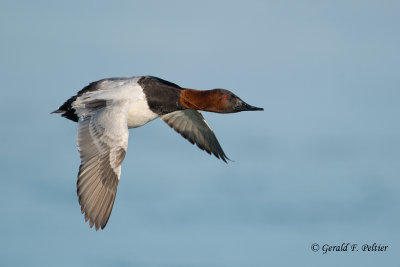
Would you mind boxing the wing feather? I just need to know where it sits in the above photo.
[76,100,129,230]
[161,110,229,162]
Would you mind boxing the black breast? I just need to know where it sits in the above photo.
[138,76,183,115]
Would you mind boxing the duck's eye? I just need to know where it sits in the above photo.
[222,95,227,99]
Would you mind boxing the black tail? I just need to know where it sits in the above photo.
[51,95,79,122]
[52,79,111,122]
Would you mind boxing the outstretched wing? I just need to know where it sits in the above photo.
[76,100,130,230]
[161,110,229,162]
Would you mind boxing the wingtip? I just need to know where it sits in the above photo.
[222,155,233,164]
[215,152,231,163]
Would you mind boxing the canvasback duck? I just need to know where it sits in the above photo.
[52,76,263,230]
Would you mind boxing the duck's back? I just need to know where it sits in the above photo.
[54,77,146,122]
[54,76,185,123]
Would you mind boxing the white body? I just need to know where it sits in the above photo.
[72,77,158,128]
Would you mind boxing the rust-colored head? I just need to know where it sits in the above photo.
[180,88,263,113]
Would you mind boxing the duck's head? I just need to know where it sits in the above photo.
[180,88,264,113]
[214,89,264,113]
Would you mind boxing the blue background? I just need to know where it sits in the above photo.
[1,1,399,266]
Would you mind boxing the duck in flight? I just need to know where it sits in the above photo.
[52,76,263,230]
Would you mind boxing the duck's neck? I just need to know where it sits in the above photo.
[180,89,221,112]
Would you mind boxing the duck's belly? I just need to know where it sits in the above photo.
[127,98,158,128]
